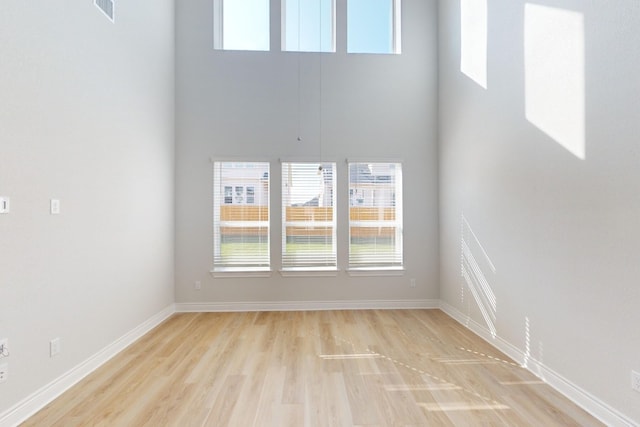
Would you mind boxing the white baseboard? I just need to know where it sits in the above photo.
[0,304,176,427]
[175,299,440,312]
[439,301,638,427]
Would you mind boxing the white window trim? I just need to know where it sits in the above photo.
[393,0,402,54]
[346,267,405,277]
[213,0,223,50]
[345,157,404,164]
[347,160,404,270]
[279,267,340,277]
[212,160,271,273]
[210,268,273,278]
[281,161,338,271]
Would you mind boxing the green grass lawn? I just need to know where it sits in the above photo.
[220,242,395,257]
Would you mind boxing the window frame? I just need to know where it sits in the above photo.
[347,0,402,54]
[213,0,271,51]
[211,161,271,276]
[347,161,404,272]
[280,161,338,274]
[281,0,337,53]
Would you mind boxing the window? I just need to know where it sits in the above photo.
[213,162,270,272]
[282,0,335,52]
[247,186,255,203]
[95,0,115,22]
[281,162,336,270]
[213,0,270,51]
[348,162,403,269]
[224,186,233,204]
[347,0,401,54]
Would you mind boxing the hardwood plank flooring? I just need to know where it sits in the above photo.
[21,310,603,426]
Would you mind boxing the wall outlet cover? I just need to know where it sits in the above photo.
[50,199,61,215]
[50,338,61,357]
[0,197,9,214]
[632,370,640,393]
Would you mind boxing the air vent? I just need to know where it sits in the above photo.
[95,0,114,22]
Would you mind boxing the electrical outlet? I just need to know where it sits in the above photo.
[0,197,9,214]
[50,338,61,357]
[632,370,640,393]
[195,281,202,290]
[410,278,416,288]
[0,362,8,383]
[50,199,60,215]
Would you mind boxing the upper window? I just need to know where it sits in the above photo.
[213,162,270,272]
[348,162,403,270]
[282,0,335,52]
[281,162,336,270]
[347,0,401,54]
[213,0,270,51]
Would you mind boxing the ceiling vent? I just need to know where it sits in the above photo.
[95,0,114,22]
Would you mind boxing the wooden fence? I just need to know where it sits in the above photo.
[220,206,396,237]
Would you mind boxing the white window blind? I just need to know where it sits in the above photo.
[213,162,270,271]
[348,162,403,269]
[281,162,336,270]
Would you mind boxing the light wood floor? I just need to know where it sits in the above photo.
[22,310,602,426]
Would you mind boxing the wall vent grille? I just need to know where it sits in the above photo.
[95,0,114,22]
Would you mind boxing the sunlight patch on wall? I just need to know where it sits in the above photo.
[523,316,531,367]
[460,0,488,89]
[461,214,497,337]
[524,4,585,160]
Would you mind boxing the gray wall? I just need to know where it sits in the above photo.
[439,0,640,422]
[175,0,439,304]
[0,0,175,414]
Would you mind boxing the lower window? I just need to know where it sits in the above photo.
[281,162,337,270]
[213,162,270,272]
[348,162,403,270]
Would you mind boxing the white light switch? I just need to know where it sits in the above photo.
[50,199,60,215]
[0,197,9,214]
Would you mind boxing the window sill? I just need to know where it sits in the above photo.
[210,268,272,278]
[279,267,340,278]
[346,267,405,277]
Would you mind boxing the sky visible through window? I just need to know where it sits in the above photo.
[220,0,396,53]
[284,0,334,52]
[223,0,270,50]
[348,0,394,53]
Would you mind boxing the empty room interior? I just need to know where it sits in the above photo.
[1,0,639,425]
